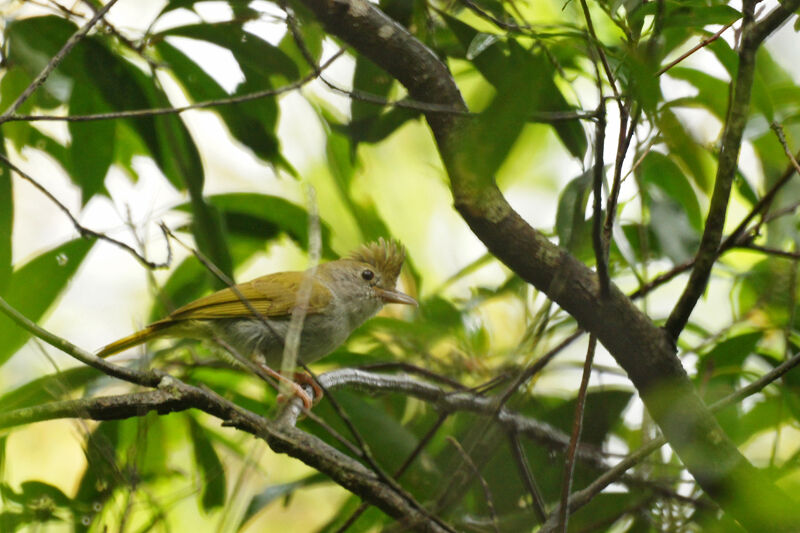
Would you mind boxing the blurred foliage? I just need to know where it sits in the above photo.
[0,0,799,531]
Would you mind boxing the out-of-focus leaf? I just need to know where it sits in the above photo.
[158,0,260,18]
[239,474,327,529]
[19,481,71,508]
[149,257,208,322]
[187,416,226,510]
[733,393,790,445]
[440,15,586,159]
[0,366,102,413]
[0,136,11,294]
[637,151,702,230]
[203,193,335,257]
[662,4,740,27]
[667,67,728,120]
[0,238,94,365]
[334,106,421,145]
[568,492,647,532]
[350,53,395,149]
[322,121,393,242]
[555,169,592,253]
[160,23,299,84]
[278,16,324,77]
[4,16,77,106]
[649,194,699,264]
[316,495,388,533]
[630,2,740,30]
[699,331,761,370]
[734,170,759,206]
[74,420,121,531]
[156,40,281,166]
[736,259,796,326]
[307,390,437,491]
[467,33,500,60]
[0,68,39,147]
[68,85,114,202]
[541,389,632,446]
[656,108,712,192]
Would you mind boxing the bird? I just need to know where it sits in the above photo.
[97,239,417,407]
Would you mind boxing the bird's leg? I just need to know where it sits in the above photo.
[257,363,314,410]
[291,371,324,404]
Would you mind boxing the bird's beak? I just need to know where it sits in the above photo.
[374,287,418,306]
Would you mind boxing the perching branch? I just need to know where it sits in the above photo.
[0,297,452,533]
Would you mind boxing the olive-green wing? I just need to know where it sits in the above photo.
[157,271,333,323]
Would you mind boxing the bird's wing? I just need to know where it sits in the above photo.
[159,271,333,323]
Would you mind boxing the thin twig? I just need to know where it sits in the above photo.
[0,0,121,120]
[578,0,621,102]
[0,296,162,387]
[556,335,597,532]
[655,21,736,77]
[665,2,759,340]
[0,154,171,269]
[4,52,345,124]
[336,413,449,532]
[447,436,500,533]
[591,100,609,296]
[508,430,547,523]
[543,350,800,528]
[737,243,800,260]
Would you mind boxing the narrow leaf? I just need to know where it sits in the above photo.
[0,238,94,365]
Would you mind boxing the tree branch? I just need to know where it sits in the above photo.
[0,0,121,121]
[665,2,759,340]
[295,0,800,528]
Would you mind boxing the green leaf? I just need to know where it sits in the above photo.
[555,169,593,252]
[440,15,586,159]
[239,474,328,529]
[0,366,102,413]
[322,121,394,242]
[649,193,700,264]
[637,152,702,230]
[699,331,762,370]
[203,193,335,257]
[0,238,94,365]
[350,54,395,149]
[168,193,336,299]
[667,67,729,120]
[148,257,208,322]
[155,40,282,166]
[656,108,712,191]
[160,23,299,84]
[4,16,78,106]
[68,85,114,203]
[0,68,39,147]
[0,139,11,294]
[277,17,324,78]
[662,4,740,28]
[187,416,226,510]
[542,389,632,445]
[736,259,796,326]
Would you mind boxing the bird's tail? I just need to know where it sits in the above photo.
[97,323,169,358]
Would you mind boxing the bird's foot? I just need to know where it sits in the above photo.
[257,364,321,409]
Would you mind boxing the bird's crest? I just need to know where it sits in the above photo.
[348,238,405,283]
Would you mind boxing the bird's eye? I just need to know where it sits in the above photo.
[361,269,375,281]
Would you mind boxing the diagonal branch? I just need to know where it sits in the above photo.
[0,0,121,121]
[664,0,800,340]
[296,0,800,529]
[0,297,451,532]
[664,1,758,340]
